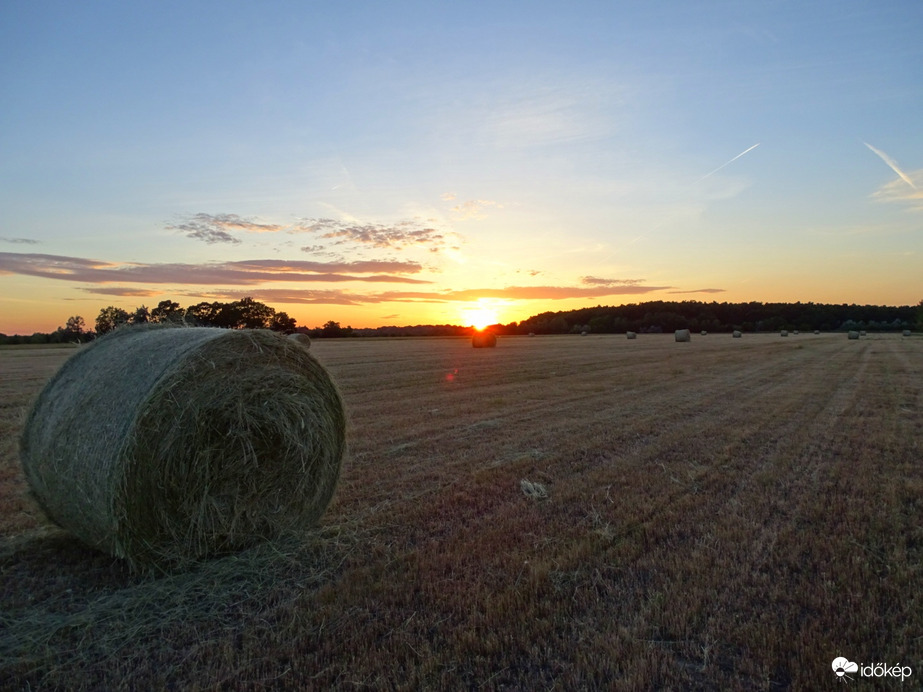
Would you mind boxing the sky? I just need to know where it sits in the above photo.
[1,0,921,334]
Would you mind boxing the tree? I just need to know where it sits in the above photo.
[185,302,222,326]
[270,311,297,333]
[96,306,130,335]
[151,300,185,323]
[130,305,150,324]
[321,320,343,337]
[63,315,86,339]
[225,297,275,330]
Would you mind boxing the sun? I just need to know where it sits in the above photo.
[461,305,500,331]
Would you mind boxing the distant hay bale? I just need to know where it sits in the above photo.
[848,330,860,339]
[675,329,691,342]
[626,331,637,339]
[520,479,548,500]
[732,330,742,338]
[814,330,820,335]
[859,330,867,336]
[287,332,312,349]
[529,332,535,337]
[472,331,497,348]
[793,330,799,335]
[903,329,912,337]
[780,330,788,337]
[700,330,708,336]
[581,331,588,336]
[19,326,346,570]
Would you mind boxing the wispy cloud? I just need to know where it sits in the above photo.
[581,276,645,286]
[871,175,923,209]
[167,213,285,244]
[0,252,430,286]
[450,199,500,220]
[697,143,760,182]
[440,192,457,201]
[0,237,40,245]
[295,218,459,253]
[667,288,726,294]
[83,287,163,297]
[204,283,671,305]
[864,142,917,190]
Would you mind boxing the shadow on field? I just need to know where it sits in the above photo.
[0,524,362,688]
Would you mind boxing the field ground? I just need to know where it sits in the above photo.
[1,332,921,689]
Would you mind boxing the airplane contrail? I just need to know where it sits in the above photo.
[698,143,760,181]
[864,142,916,189]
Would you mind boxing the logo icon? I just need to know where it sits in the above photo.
[833,657,859,681]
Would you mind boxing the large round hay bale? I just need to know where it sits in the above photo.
[903,329,912,337]
[848,330,860,339]
[814,330,820,335]
[19,326,346,570]
[287,332,312,349]
[780,330,788,337]
[472,331,497,348]
[732,330,742,338]
[674,329,691,342]
[700,330,708,336]
[626,331,637,339]
[859,330,867,336]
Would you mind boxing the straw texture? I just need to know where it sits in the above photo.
[20,327,345,570]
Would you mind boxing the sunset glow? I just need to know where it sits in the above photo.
[0,4,920,335]
[461,305,501,331]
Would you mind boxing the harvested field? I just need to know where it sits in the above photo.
[2,333,921,689]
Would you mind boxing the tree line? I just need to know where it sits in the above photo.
[510,300,922,335]
[1,298,920,345]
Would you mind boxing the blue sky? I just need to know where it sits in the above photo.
[1,1,921,333]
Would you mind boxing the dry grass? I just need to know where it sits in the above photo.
[2,333,922,689]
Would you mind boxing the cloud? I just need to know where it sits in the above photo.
[294,218,457,253]
[202,283,670,306]
[0,252,430,286]
[81,287,163,297]
[440,192,457,201]
[864,142,916,190]
[581,276,645,286]
[871,171,923,210]
[168,213,285,244]
[666,288,726,294]
[0,237,40,245]
[450,199,501,221]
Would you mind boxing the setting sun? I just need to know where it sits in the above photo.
[460,305,500,331]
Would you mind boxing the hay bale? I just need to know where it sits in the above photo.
[848,330,860,339]
[814,330,820,335]
[529,332,535,337]
[472,331,497,348]
[793,330,799,335]
[859,330,866,336]
[581,331,588,336]
[675,329,691,342]
[732,330,742,338]
[19,326,346,570]
[903,329,912,337]
[780,330,788,337]
[700,330,708,336]
[626,331,637,339]
[287,332,312,349]
[520,479,548,500]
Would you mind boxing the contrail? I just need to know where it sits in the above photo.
[698,143,760,181]
[864,141,916,189]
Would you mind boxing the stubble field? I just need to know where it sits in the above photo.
[1,332,921,690]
